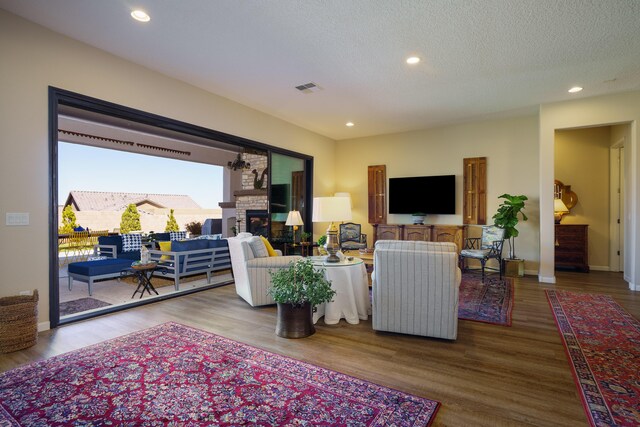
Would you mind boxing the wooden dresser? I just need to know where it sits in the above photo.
[555,224,589,272]
[372,224,466,253]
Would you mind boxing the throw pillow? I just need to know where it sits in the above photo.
[121,233,142,252]
[248,236,269,258]
[158,241,172,260]
[259,236,278,257]
[170,231,187,241]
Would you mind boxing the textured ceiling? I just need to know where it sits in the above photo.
[2,0,640,140]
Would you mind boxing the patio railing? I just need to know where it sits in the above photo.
[58,230,110,267]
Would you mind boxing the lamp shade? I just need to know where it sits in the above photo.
[285,210,304,226]
[554,198,569,213]
[312,197,352,222]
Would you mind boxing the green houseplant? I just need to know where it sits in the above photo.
[492,193,528,259]
[268,258,336,338]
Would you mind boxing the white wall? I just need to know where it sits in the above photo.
[0,10,336,326]
[539,91,639,289]
[336,115,540,272]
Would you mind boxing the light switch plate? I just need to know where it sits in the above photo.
[6,212,29,226]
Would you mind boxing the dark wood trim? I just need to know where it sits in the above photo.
[52,87,313,161]
[48,86,314,328]
[48,87,61,328]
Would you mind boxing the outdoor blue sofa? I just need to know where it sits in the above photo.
[148,238,231,290]
[67,233,231,295]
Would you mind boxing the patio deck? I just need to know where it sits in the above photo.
[58,264,233,318]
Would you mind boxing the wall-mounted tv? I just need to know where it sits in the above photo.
[388,175,456,214]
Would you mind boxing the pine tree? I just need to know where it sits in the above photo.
[120,204,141,234]
[165,209,179,232]
[59,205,78,234]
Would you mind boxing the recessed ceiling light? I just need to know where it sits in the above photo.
[346,122,354,127]
[131,10,150,22]
[568,86,583,93]
[406,56,420,65]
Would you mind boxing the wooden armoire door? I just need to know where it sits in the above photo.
[463,157,487,225]
[368,165,386,224]
[291,171,304,211]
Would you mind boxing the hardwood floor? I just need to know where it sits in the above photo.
[1,271,637,426]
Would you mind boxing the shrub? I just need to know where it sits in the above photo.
[59,205,78,234]
[185,221,202,236]
[120,204,141,234]
[164,209,179,232]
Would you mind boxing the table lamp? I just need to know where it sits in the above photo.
[312,196,352,262]
[554,198,569,223]
[285,210,304,245]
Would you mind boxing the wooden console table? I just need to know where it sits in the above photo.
[372,224,466,253]
[555,224,589,272]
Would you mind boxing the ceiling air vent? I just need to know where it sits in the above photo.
[295,82,321,94]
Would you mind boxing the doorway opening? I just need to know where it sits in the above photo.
[553,123,630,274]
[49,88,313,328]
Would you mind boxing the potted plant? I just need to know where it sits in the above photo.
[492,194,528,276]
[268,259,336,338]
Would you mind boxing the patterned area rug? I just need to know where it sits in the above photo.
[546,290,640,427]
[59,297,111,316]
[0,322,440,426]
[458,273,514,326]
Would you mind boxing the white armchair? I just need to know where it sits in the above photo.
[226,233,302,307]
[372,240,461,340]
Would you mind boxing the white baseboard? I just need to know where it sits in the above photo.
[589,265,610,271]
[38,321,50,332]
[538,275,556,284]
[629,281,638,291]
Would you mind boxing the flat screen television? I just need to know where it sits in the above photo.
[388,175,456,214]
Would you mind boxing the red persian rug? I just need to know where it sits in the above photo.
[0,322,439,426]
[458,273,514,326]
[546,290,640,427]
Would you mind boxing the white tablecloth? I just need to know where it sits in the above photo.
[311,258,371,325]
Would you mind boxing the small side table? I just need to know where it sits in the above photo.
[309,256,371,325]
[125,262,160,299]
[284,242,317,257]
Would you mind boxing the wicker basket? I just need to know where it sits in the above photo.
[0,290,39,353]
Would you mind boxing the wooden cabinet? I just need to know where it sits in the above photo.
[373,224,466,253]
[368,165,387,224]
[374,224,401,241]
[432,225,465,252]
[403,224,430,241]
[463,157,487,225]
[555,224,589,272]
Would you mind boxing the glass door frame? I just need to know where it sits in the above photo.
[48,87,313,328]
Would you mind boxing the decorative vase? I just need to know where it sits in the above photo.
[275,302,315,338]
[412,215,425,225]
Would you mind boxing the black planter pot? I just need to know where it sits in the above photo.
[275,302,315,339]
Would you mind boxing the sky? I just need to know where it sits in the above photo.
[58,142,223,208]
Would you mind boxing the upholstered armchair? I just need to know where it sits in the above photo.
[372,240,461,340]
[226,233,302,307]
[339,222,367,250]
[459,225,505,283]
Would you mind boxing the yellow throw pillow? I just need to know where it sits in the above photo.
[158,241,172,260]
[260,236,278,257]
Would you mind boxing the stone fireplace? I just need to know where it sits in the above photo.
[234,152,268,234]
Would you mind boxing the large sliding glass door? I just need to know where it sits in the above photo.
[49,87,313,327]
